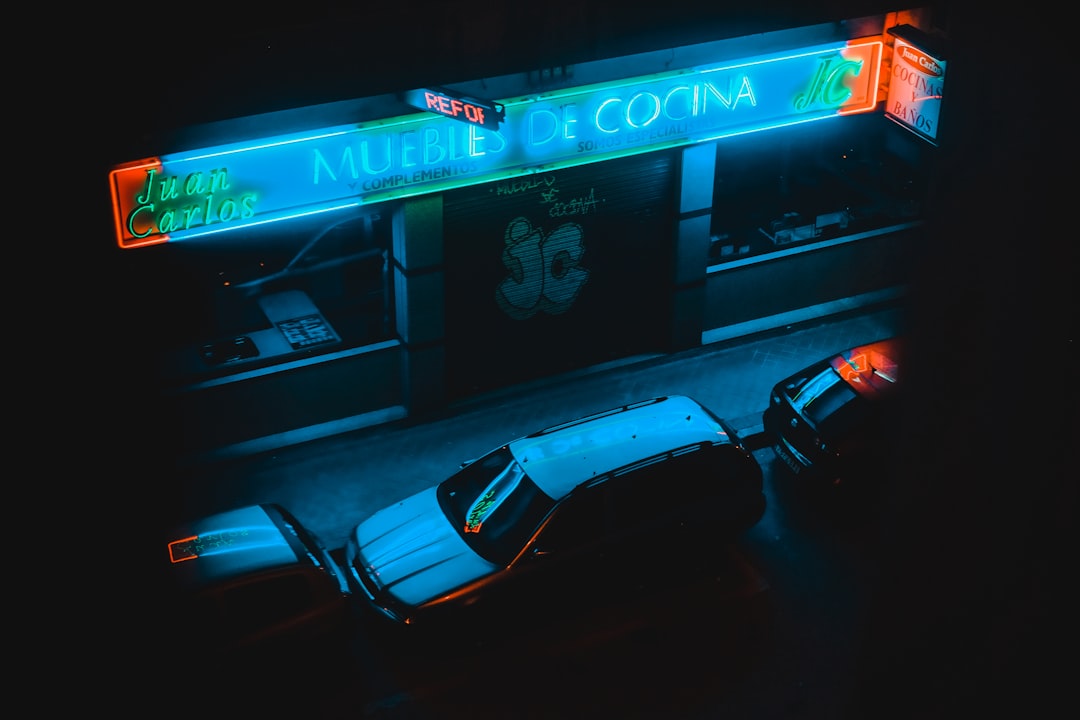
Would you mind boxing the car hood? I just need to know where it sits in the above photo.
[352,486,497,608]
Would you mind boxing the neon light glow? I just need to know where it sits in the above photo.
[830,340,901,397]
[168,535,200,563]
[167,525,262,563]
[110,39,882,248]
[402,87,506,130]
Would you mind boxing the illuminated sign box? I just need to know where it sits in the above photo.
[885,25,946,146]
[110,38,882,249]
[403,87,505,131]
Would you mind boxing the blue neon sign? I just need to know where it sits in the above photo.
[111,39,881,248]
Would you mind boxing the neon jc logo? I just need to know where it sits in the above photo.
[496,217,589,320]
[794,54,864,111]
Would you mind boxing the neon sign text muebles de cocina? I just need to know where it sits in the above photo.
[110,39,881,249]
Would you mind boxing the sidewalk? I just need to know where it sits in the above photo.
[192,286,907,464]
[417,285,904,451]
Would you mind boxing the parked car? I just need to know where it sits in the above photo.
[763,337,903,490]
[159,503,351,666]
[344,395,765,637]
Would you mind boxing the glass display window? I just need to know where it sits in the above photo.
[151,207,393,384]
[707,114,929,266]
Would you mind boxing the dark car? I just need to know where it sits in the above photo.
[159,503,351,667]
[763,337,903,490]
[344,395,765,637]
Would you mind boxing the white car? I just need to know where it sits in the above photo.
[161,503,351,662]
[344,395,765,632]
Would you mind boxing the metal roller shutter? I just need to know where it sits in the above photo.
[443,151,677,400]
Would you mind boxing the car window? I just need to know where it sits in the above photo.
[814,388,871,438]
[610,459,665,532]
[438,447,557,565]
[792,367,864,431]
[609,448,720,532]
[534,484,609,553]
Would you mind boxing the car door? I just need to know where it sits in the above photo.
[607,445,757,569]
[608,454,695,566]
[491,481,613,621]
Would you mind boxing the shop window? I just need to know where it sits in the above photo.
[154,209,393,384]
[706,115,928,266]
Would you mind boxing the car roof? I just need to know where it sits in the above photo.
[166,504,307,594]
[508,395,732,499]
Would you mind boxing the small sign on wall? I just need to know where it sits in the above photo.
[402,86,505,130]
[110,39,882,249]
[885,25,947,146]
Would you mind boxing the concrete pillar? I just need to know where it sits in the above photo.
[671,143,716,351]
[392,195,446,416]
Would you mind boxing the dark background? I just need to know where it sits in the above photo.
[59,1,1069,715]
[857,7,1071,714]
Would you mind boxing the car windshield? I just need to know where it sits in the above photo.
[791,366,867,436]
[436,446,557,566]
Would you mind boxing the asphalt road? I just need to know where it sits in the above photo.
[150,445,882,720]
[135,305,900,719]
[125,301,1070,719]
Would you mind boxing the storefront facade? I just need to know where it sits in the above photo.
[107,6,949,461]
